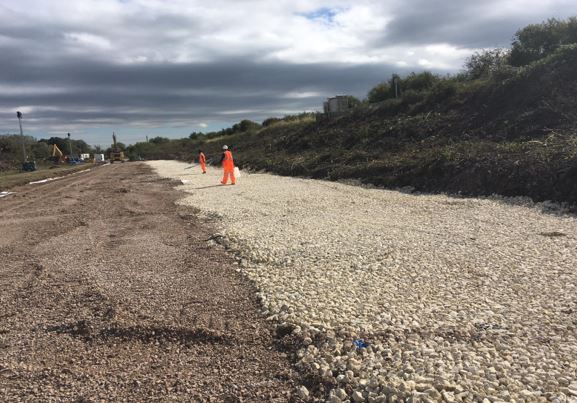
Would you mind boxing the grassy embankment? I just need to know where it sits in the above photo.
[176,46,577,204]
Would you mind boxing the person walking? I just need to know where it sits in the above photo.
[219,145,235,185]
[198,149,207,174]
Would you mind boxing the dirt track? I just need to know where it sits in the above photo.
[0,163,296,402]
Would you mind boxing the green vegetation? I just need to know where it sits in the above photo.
[0,135,50,171]
[367,72,440,103]
[0,134,100,172]
[123,17,577,204]
[510,17,577,66]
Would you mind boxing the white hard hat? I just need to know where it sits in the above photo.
[222,145,228,150]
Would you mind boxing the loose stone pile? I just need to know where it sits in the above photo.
[149,161,577,402]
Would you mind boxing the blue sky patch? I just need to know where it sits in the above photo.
[300,7,340,24]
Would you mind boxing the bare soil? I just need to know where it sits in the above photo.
[0,162,297,402]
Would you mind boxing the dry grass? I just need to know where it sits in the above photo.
[0,164,95,191]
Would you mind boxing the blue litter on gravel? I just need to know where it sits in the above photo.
[353,339,369,349]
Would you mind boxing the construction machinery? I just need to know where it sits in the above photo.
[109,132,126,163]
[51,144,66,164]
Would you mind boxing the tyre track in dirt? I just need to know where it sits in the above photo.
[0,162,299,402]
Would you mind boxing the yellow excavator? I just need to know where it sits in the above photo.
[109,132,126,163]
[51,144,66,164]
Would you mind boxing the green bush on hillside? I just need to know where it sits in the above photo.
[465,49,511,80]
[149,136,170,144]
[367,81,394,103]
[401,72,440,92]
[236,119,261,132]
[425,79,459,105]
[400,89,426,105]
[368,72,440,104]
[510,17,577,66]
[262,117,282,127]
[364,17,577,110]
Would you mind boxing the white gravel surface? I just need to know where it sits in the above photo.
[149,160,577,402]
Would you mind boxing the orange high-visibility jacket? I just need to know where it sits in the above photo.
[222,150,234,170]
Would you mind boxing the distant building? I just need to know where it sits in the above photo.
[323,95,352,118]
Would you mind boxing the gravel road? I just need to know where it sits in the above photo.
[150,160,577,402]
[0,163,297,402]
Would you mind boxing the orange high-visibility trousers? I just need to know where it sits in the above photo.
[199,153,206,173]
[221,150,235,184]
[221,168,235,185]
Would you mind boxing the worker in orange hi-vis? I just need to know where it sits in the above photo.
[219,145,235,185]
[198,149,207,174]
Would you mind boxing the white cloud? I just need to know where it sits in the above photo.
[217,109,261,115]
[283,91,323,99]
[64,32,113,50]
[0,84,68,96]
[2,0,574,67]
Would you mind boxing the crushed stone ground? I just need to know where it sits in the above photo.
[149,160,577,402]
[0,162,297,402]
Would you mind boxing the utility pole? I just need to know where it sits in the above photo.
[67,132,73,157]
[16,111,26,162]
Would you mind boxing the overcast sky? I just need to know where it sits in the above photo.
[0,0,574,146]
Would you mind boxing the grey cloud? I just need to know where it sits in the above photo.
[380,0,576,48]
[0,56,406,136]
[2,56,401,94]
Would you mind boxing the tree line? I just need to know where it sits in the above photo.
[0,135,99,171]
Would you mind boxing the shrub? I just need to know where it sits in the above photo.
[346,95,362,108]
[401,71,440,92]
[282,112,316,123]
[426,79,458,104]
[237,119,261,132]
[369,72,440,104]
[510,17,577,66]
[262,117,281,127]
[367,81,394,103]
[149,136,170,144]
[465,49,511,80]
[401,89,426,105]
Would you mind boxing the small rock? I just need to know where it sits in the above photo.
[297,385,309,400]
[348,358,362,372]
[334,388,348,399]
[352,390,365,402]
